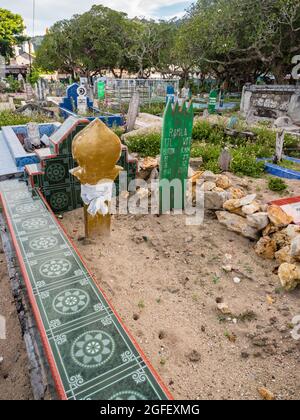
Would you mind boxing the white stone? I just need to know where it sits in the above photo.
[242,202,260,215]
[246,212,269,231]
[239,194,257,207]
[222,265,232,272]
[285,225,300,240]
[202,171,217,182]
[203,181,217,192]
[290,236,300,258]
[205,191,231,210]
[216,211,260,241]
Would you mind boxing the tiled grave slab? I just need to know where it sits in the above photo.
[43,157,73,187]
[41,186,75,213]
[25,249,86,292]
[11,211,57,237]
[0,178,26,192]
[0,180,170,400]
[0,132,19,177]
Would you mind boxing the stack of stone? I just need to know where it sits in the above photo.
[189,171,245,210]
[213,187,300,292]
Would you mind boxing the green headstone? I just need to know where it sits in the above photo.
[159,101,194,213]
[208,89,218,114]
[97,81,106,100]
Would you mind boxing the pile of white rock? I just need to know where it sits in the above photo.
[189,171,300,292]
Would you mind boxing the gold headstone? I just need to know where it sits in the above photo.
[72,119,123,238]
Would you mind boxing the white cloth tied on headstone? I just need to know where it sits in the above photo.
[27,122,41,147]
[81,182,114,216]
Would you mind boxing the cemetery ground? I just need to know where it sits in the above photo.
[61,173,300,400]
[0,238,33,400]
[0,106,300,399]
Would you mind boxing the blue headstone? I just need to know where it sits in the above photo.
[59,83,93,113]
[166,85,175,104]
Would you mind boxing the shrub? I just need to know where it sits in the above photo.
[112,125,125,139]
[252,127,276,149]
[285,133,300,150]
[140,103,165,116]
[0,111,52,129]
[230,148,265,177]
[203,160,222,174]
[268,177,288,192]
[125,132,161,157]
[191,143,222,161]
[6,76,21,93]
[192,121,214,142]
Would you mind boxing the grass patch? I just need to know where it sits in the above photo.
[268,177,288,192]
[126,120,300,178]
[277,159,300,172]
[125,132,161,157]
[0,111,52,129]
[140,103,165,116]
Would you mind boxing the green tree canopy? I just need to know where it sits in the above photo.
[180,0,300,86]
[34,1,300,86]
[0,8,26,61]
[35,5,139,78]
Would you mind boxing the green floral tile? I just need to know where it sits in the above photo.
[18,228,69,259]
[7,200,46,219]
[0,180,169,401]
[43,157,72,187]
[25,249,85,291]
[42,186,75,213]
[72,367,168,401]
[35,278,112,333]
[11,213,57,238]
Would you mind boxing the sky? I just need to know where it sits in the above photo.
[1,1,193,36]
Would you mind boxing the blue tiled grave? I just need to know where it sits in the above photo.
[1,123,61,171]
[59,83,125,128]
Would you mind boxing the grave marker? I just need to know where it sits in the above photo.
[208,89,218,114]
[292,55,300,80]
[0,55,5,79]
[98,80,106,100]
[159,101,194,213]
[126,91,140,133]
[275,130,285,162]
[27,122,41,147]
[71,119,123,238]
[219,148,232,172]
[77,85,88,115]
[166,85,175,104]
[25,83,34,100]
[18,73,25,89]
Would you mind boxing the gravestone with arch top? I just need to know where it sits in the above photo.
[60,83,93,114]
[77,85,88,115]
[97,80,106,100]
[208,89,218,114]
[159,100,194,213]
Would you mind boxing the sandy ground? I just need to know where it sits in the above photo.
[229,173,300,205]
[0,239,33,400]
[61,174,300,401]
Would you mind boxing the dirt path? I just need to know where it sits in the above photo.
[61,174,300,401]
[0,238,33,400]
